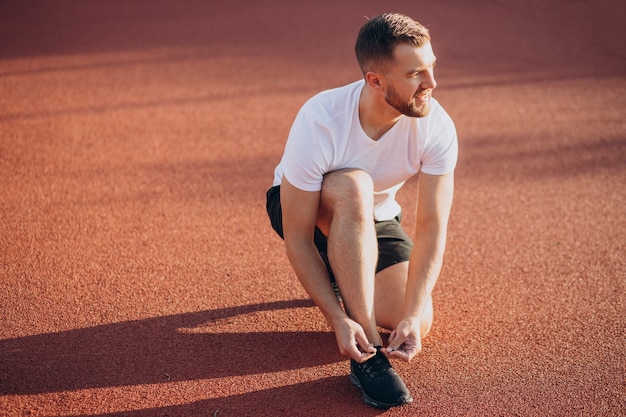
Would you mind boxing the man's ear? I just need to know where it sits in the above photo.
[365,71,385,91]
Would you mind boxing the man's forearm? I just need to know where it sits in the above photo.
[404,224,447,321]
[285,239,348,328]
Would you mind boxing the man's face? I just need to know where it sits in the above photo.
[383,42,437,118]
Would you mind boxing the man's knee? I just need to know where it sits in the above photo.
[321,169,374,208]
[317,170,374,233]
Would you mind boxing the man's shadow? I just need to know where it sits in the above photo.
[66,376,384,417]
[1,299,346,395]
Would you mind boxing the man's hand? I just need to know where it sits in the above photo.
[333,317,377,363]
[382,318,422,362]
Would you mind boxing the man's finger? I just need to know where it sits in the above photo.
[386,348,411,362]
[348,344,376,363]
[381,344,405,358]
[355,332,376,353]
[386,328,407,351]
[351,332,376,363]
[387,341,418,361]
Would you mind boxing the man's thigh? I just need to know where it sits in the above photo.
[267,184,412,274]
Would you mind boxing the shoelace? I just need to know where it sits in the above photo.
[358,353,390,380]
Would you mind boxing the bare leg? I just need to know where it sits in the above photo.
[374,261,433,337]
[316,169,383,346]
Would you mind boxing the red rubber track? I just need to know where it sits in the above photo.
[1,1,624,416]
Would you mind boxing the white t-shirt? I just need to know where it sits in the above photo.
[273,80,458,221]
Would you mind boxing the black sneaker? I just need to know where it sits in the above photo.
[349,347,413,409]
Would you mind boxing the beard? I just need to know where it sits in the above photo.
[385,84,431,118]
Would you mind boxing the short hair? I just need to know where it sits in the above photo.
[355,13,431,74]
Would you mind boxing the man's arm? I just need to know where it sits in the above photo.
[384,171,454,361]
[280,177,376,362]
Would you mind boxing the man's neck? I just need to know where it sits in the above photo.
[358,84,402,141]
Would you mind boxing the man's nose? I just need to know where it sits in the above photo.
[422,70,437,90]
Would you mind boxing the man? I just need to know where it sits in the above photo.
[266,13,457,409]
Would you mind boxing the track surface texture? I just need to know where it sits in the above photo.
[1,1,625,416]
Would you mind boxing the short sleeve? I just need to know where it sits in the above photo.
[281,110,333,192]
[420,103,458,175]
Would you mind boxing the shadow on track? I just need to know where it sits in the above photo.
[65,377,386,417]
[0,299,347,396]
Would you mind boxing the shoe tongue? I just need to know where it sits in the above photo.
[368,348,389,366]
[361,350,391,378]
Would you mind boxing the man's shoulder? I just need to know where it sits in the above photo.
[315,79,364,98]
[300,80,364,119]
